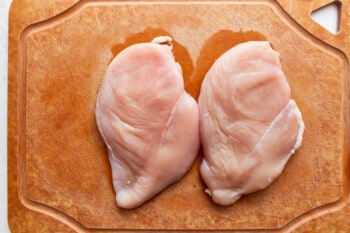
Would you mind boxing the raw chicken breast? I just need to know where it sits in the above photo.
[198,41,304,206]
[95,37,200,209]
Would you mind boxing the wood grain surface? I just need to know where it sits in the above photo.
[8,0,350,232]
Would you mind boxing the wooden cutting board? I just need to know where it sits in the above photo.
[8,0,350,232]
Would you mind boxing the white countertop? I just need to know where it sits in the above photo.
[1,0,11,231]
[0,1,337,232]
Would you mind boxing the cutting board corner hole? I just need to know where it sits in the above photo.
[311,1,342,34]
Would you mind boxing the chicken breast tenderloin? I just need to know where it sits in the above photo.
[198,41,304,206]
[95,37,200,209]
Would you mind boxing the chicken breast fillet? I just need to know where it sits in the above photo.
[198,41,304,206]
[95,37,200,209]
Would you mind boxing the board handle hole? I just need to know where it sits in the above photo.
[311,1,342,34]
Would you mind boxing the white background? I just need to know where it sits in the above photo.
[0,1,337,232]
[1,0,11,232]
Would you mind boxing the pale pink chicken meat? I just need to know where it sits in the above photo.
[95,37,200,209]
[198,41,304,206]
